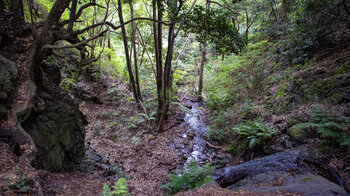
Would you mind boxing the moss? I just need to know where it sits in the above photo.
[309,79,334,98]
[288,125,309,141]
[299,177,313,182]
[286,118,303,128]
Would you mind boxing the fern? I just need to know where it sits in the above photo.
[295,108,350,149]
[101,178,129,196]
[227,119,275,154]
[160,159,213,195]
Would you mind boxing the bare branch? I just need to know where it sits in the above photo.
[207,0,239,15]
[106,18,170,30]
[75,3,106,20]
[73,18,169,36]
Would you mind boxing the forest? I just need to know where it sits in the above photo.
[0,0,350,195]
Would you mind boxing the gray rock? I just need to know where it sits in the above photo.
[0,55,18,119]
[228,173,349,196]
[0,55,18,98]
[212,146,349,195]
[22,90,87,172]
[41,62,61,86]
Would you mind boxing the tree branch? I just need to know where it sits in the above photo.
[43,29,108,50]
[207,0,239,15]
[75,3,106,20]
[105,18,170,30]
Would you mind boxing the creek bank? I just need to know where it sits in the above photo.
[207,146,349,195]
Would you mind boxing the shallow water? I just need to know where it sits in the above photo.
[177,100,216,167]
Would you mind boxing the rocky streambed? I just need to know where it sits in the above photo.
[172,98,349,195]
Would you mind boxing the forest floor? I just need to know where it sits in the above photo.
[38,76,210,195]
[1,72,349,195]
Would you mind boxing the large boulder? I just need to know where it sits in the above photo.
[211,146,349,195]
[22,90,87,172]
[0,55,18,119]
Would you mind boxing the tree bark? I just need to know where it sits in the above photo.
[11,0,23,36]
[157,22,175,131]
[117,0,139,103]
[153,0,163,114]
[68,0,77,32]
[198,42,206,97]
[130,0,142,102]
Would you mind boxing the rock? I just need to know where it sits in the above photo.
[288,124,309,141]
[188,132,195,139]
[227,172,349,196]
[22,90,87,172]
[211,146,348,195]
[0,55,18,118]
[80,148,122,176]
[41,62,61,86]
[0,105,6,120]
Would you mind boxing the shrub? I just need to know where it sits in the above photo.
[160,159,213,195]
[292,108,350,150]
[227,119,275,155]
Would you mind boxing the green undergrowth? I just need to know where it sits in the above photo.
[227,119,275,155]
[101,178,130,196]
[160,159,214,195]
[205,38,350,157]
[292,107,350,150]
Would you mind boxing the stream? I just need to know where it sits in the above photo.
[182,102,213,165]
[172,97,229,168]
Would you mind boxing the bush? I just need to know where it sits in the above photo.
[227,119,275,155]
[160,159,214,195]
[292,107,350,150]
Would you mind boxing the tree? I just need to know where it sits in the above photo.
[198,42,206,97]
[117,0,140,104]
[0,0,112,155]
[129,0,142,102]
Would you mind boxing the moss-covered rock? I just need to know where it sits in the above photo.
[22,90,87,172]
[0,55,18,118]
[288,125,309,141]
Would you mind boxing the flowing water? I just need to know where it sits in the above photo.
[173,98,218,167]
[182,102,211,165]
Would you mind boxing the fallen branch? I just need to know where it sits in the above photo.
[206,141,226,150]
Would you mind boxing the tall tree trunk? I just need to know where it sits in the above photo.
[68,0,77,32]
[153,0,163,114]
[11,0,23,36]
[198,42,206,97]
[130,0,142,102]
[157,23,176,131]
[117,0,139,103]
[245,8,249,40]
